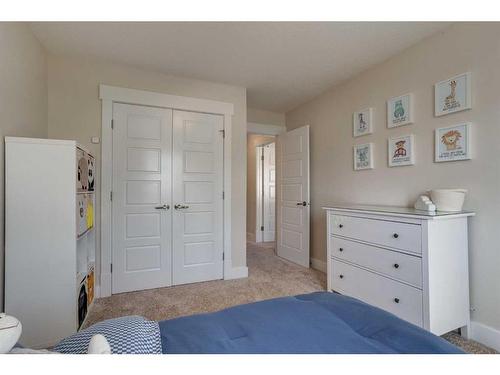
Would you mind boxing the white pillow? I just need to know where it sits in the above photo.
[87,334,111,354]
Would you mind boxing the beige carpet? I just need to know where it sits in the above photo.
[85,242,495,354]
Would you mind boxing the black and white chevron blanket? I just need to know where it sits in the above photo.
[54,316,161,354]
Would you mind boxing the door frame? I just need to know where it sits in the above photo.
[99,84,234,297]
[255,141,275,243]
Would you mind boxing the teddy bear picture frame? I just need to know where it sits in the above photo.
[435,123,471,162]
[388,134,415,167]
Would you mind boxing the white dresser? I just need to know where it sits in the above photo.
[324,204,474,337]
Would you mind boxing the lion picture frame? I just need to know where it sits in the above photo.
[435,123,472,162]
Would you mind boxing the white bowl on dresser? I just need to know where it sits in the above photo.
[324,204,474,337]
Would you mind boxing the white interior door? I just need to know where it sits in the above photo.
[112,103,172,294]
[172,110,224,285]
[263,142,276,242]
[276,125,310,267]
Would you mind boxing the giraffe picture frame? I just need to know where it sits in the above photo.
[353,108,373,137]
[434,72,471,117]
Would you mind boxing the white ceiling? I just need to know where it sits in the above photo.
[30,22,449,113]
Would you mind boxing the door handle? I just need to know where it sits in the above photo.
[155,204,170,210]
[174,204,189,210]
[296,201,307,206]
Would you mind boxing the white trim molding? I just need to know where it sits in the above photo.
[247,232,256,243]
[471,321,500,352]
[255,146,263,243]
[224,266,249,280]
[99,84,239,297]
[311,258,327,273]
[247,121,286,135]
[100,85,234,115]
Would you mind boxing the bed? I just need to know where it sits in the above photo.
[54,292,463,354]
[159,292,462,354]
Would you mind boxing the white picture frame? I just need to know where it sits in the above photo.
[434,72,471,117]
[388,134,415,167]
[435,123,471,162]
[353,143,374,170]
[353,108,373,137]
[387,93,413,128]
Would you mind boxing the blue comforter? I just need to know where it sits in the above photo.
[159,292,463,354]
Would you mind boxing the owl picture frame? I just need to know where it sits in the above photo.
[353,108,373,137]
[353,143,374,170]
[387,93,413,128]
[434,72,472,117]
[435,123,472,162]
[388,134,415,167]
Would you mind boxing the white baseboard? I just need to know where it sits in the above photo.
[224,266,249,280]
[471,321,500,352]
[246,232,256,243]
[311,258,327,273]
[94,285,101,299]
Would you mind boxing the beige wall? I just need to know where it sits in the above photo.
[248,107,286,126]
[247,134,275,239]
[0,23,48,310]
[47,54,248,288]
[286,23,500,330]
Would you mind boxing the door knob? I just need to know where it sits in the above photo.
[174,204,189,210]
[155,204,170,210]
[296,201,307,206]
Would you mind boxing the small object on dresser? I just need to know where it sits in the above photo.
[430,189,467,212]
[0,314,22,354]
[414,195,436,212]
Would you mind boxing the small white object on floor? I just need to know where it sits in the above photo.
[414,195,436,212]
[87,334,112,354]
[0,313,22,354]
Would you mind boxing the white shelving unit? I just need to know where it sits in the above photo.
[5,137,96,348]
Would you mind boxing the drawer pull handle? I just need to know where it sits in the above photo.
[393,263,399,269]
[339,274,344,279]
[394,298,400,304]
[339,248,343,252]
[338,224,344,228]
[393,233,399,239]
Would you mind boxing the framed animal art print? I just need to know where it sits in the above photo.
[387,93,413,128]
[388,134,415,167]
[435,123,471,162]
[435,72,471,117]
[353,108,373,137]
[353,143,374,170]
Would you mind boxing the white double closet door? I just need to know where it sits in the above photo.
[112,103,224,294]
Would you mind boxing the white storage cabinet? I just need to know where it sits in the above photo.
[5,137,96,348]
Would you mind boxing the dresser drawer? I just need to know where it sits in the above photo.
[331,237,422,288]
[331,259,423,327]
[330,214,422,254]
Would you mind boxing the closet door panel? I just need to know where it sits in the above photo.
[112,103,173,294]
[172,110,224,285]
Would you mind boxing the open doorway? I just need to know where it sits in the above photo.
[247,134,276,247]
